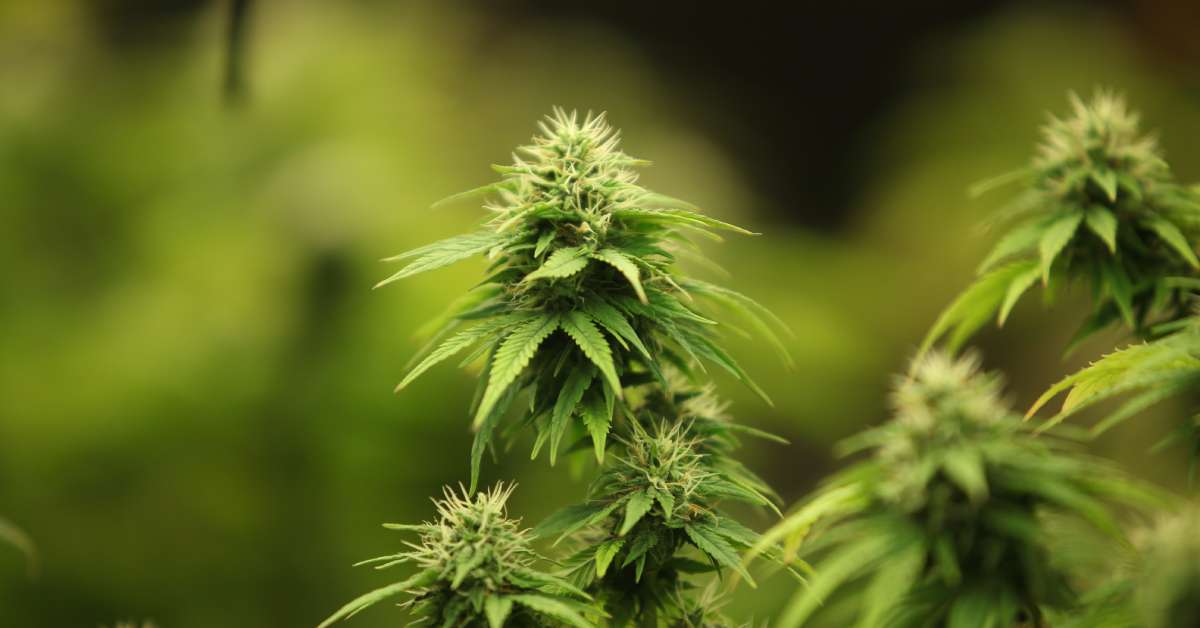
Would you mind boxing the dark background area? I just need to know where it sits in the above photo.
[84,0,1199,231]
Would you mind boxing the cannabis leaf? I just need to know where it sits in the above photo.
[524,247,591,283]
[1026,322,1200,473]
[473,315,559,429]
[559,310,620,397]
[375,231,506,288]
[591,248,646,303]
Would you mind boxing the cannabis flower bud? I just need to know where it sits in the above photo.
[319,484,596,628]
[925,90,1200,354]
[759,353,1157,628]
[537,421,769,625]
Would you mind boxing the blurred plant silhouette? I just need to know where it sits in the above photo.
[754,353,1161,627]
[923,91,1200,355]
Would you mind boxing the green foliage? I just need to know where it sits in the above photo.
[924,91,1200,355]
[1047,506,1200,628]
[754,353,1159,628]
[381,109,786,487]
[1027,319,1200,473]
[319,484,598,628]
[1128,507,1200,628]
[538,420,771,626]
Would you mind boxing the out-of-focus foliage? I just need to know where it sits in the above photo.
[923,92,1200,356]
[1129,506,1200,627]
[1048,505,1200,628]
[1029,314,1200,474]
[320,484,597,628]
[0,517,35,577]
[753,354,1161,628]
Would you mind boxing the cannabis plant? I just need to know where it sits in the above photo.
[326,110,785,627]
[320,484,597,628]
[753,353,1157,628]
[988,98,1200,468]
[923,91,1200,356]
[381,108,785,488]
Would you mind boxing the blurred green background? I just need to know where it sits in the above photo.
[2,1,1199,626]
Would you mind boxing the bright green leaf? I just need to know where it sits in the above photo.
[591,248,647,303]
[473,315,559,429]
[524,247,590,282]
[560,311,621,397]
[1038,211,1083,282]
[619,490,654,536]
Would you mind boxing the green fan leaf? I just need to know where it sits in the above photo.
[583,298,652,362]
[318,569,439,628]
[579,389,612,463]
[473,315,560,429]
[509,594,592,628]
[549,365,595,465]
[1038,210,1083,282]
[1090,169,1118,202]
[775,535,894,628]
[524,247,591,282]
[484,596,513,628]
[996,263,1041,327]
[856,539,926,628]
[1142,215,1199,269]
[560,310,621,397]
[591,248,647,303]
[921,260,1040,356]
[1083,206,1118,253]
[1099,257,1136,327]
[534,230,556,258]
[536,503,613,542]
[684,523,754,584]
[430,182,507,209]
[978,219,1044,273]
[397,315,520,391]
[619,489,654,536]
[594,538,625,578]
[940,447,988,503]
[376,231,504,287]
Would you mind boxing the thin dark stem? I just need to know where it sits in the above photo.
[223,0,252,106]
